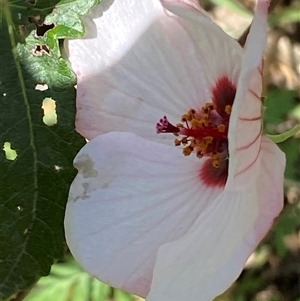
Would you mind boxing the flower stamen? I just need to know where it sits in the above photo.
[156,102,231,169]
[225,105,232,115]
[155,76,239,188]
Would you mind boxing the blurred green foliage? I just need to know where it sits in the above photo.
[23,257,136,301]
[264,88,299,181]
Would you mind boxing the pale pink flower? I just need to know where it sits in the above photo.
[64,0,285,300]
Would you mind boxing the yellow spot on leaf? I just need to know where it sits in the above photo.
[42,97,57,126]
[3,142,18,161]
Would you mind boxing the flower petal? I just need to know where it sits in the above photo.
[160,0,211,17]
[147,136,285,301]
[227,0,269,187]
[67,0,243,143]
[64,132,223,297]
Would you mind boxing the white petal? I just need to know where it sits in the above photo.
[64,132,223,297]
[67,0,243,142]
[147,136,285,301]
[227,0,269,188]
[160,0,211,17]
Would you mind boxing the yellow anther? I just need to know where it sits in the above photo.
[202,103,214,113]
[217,124,226,132]
[212,159,221,168]
[196,150,203,158]
[167,104,228,166]
[181,137,188,145]
[190,119,197,127]
[174,139,181,146]
[225,105,232,115]
[181,110,196,122]
[206,103,213,109]
[191,119,202,128]
[211,153,222,168]
[183,146,193,156]
[190,139,196,148]
[181,115,189,122]
[207,103,214,110]
[199,118,209,127]
[195,136,213,152]
[197,140,205,149]
[204,136,213,144]
[188,109,196,117]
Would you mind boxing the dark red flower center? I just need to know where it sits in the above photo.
[156,76,236,188]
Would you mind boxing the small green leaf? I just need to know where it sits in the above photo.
[17,0,102,89]
[45,0,101,39]
[267,124,300,144]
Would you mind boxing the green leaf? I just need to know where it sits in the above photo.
[0,0,106,298]
[23,257,112,301]
[264,88,297,129]
[45,0,101,39]
[3,0,60,27]
[264,88,299,181]
[278,137,300,181]
[17,0,102,88]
